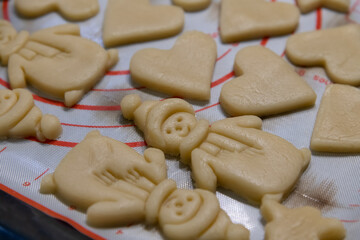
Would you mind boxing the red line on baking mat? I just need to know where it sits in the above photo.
[195,102,220,113]
[61,123,135,129]
[211,71,235,88]
[260,37,269,46]
[0,78,10,88]
[217,48,232,61]
[349,204,360,207]
[106,70,130,76]
[0,147,6,153]
[316,9,322,30]
[2,0,9,21]
[92,86,145,92]
[0,183,106,240]
[340,219,359,223]
[349,0,360,13]
[34,168,50,181]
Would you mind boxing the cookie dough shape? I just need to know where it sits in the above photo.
[286,24,360,86]
[121,95,311,205]
[15,0,99,21]
[172,0,211,12]
[146,179,250,240]
[130,31,217,100]
[261,198,346,240]
[0,89,62,141]
[311,84,360,152]
[297,0,349,13]
[220,0,300,43]
[103,0,184,47]
[40,131,167,227]
[220,46,316,117]
[6,24,118,107]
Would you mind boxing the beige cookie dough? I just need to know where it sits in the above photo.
[14,0,99,21]
[261,198,346,240]
[130,31,217,100]
[311,84,360,152]
[146,179,250,240]
[0,20,29,65]
[103,0,184,47]
[5,23,118,107]
[172,0,211,12]
[0,89,62,141]
[220,0,300,43]
[220,46,316,117]
[286,24,360,86]
[40,130,167,227]
[121,95,311,205]
[297,0,349,13]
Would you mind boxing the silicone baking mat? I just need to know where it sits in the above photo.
[1,0,360,239]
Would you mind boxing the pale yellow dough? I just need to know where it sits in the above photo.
[146,179,250,240]
[261,198,346,240]
[40,131,167,227]
[286,24,360,86]
[15,0,99,21]
[172,0,211,12]
[103,0,184,47]
[0,89,62,141]
[220,0,300,43]
[121,95,311,205]
[130,31,217,100]
[220,46,316,117]
[4,23,118,107]
[311,84,360,152]
[297,0,349,13]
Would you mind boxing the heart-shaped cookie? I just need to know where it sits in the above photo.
[220,0,300,43]
[172,0,211,12]
[130,31,217,100]
[297,0,349,13]
[14,0,99,21]
[311,84,360,152]
[220,46,316,117]
[103,0,184,47]
[286,24,360,86]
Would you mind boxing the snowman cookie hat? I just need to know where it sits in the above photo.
[121,94,209,163]
[145,179,250,240]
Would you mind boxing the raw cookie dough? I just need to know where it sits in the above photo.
[297,0,349,13]
[5,23,118,107]
[146,179,250,240]
[130,31,217,100]
[261,198,346,240]
[103,0,184,47]
[286,24,360,86]
[121,95,311,205]
[311,84,360,152]
[220,0,300,43]
[220,46,316,117]
[0,89,62,141]
[40,131,167,227]
[0,20,29,65]
[172,0,211,12]
[14,0,99,21]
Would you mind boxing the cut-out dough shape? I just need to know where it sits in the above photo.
[0,89,62,141]
[172,0,211,12]
[121,94,311,205]
[130,31,217,100]
[146,179,250,240]
[311,84,360,152]
[4,23,118,107]
[261,198,346,240]
[220,0,300,43]
[297,0,349,13]
[103,0,184,47]
[286,24,360,86]
[14,0,99,21]
[40,130,167,227]
[220,46,316,117]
